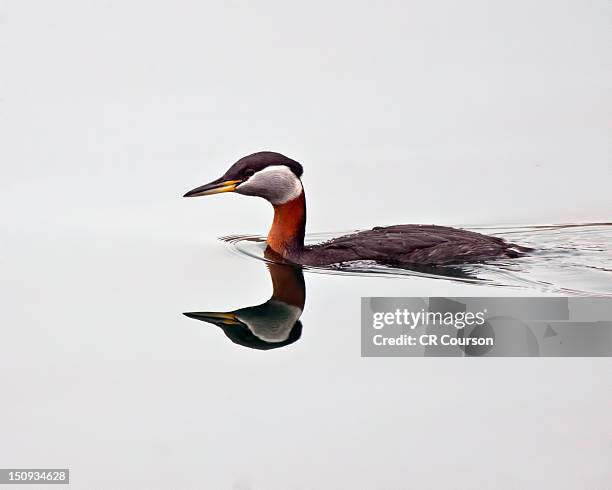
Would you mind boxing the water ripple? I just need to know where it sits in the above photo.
[221,223,612,296]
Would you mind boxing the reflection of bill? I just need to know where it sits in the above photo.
[184,249,305,350]
[362,297,612,357]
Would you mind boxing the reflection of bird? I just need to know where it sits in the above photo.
[185,152,531,266]
[184,258,305,350]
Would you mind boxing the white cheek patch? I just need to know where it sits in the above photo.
[236,165,302,205]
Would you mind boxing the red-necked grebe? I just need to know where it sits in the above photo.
[184,151,530,266]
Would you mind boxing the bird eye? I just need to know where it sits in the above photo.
[244,169,255,179]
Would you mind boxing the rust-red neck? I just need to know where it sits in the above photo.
[267,191,306,257]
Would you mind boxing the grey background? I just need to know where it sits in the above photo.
[1,1,611,489]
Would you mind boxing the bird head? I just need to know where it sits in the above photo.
[183,151,304,205]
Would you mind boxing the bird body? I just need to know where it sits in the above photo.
[297,224,526,267]
[185,152,530,266]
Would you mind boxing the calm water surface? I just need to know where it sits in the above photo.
[2,220,611,489]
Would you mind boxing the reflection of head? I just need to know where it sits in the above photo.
[203,318,304,351]
[184,260,306,350]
